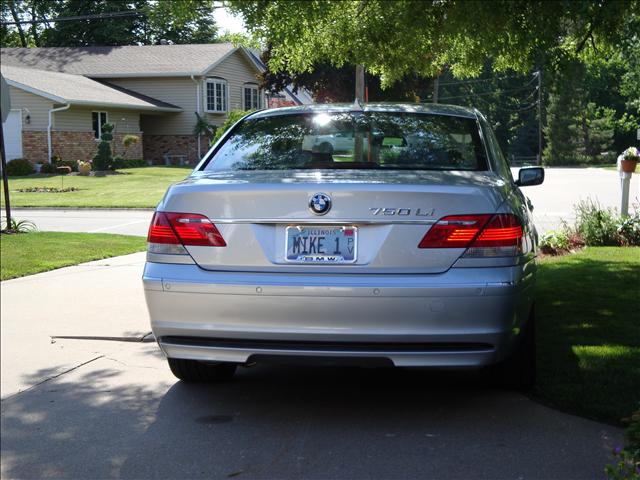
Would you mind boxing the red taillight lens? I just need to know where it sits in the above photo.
[147,212,226,247]
[419,213,523,254]
[472,214,523,247]
[418,215,492,248]
[148,212,180,244]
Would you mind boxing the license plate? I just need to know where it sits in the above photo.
[285,226,357,263]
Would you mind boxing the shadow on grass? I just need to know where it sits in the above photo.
[535,250,640,424]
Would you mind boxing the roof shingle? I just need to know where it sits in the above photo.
[0,43,239,77]
[1,65,182,111]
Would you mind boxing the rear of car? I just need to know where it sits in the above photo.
[143,104,543,386]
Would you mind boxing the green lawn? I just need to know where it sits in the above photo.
[536,247,640,424]
[0,166,191,208]
[0,232,146,280]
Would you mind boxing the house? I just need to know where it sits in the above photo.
[0,43,311,165]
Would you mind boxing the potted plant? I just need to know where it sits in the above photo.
[621,147,639,173]
[78,161,92,176]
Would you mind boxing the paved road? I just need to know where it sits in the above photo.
[3,168,638,235]
[0,252,623,479]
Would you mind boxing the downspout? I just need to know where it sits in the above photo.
[191,75,201,160]
[47,103,70,163]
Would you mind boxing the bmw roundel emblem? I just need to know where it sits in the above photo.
[309,192,332,215]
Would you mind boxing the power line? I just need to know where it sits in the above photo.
[438,84,537,101]
[1,11,145,26]
[437,72,537,87]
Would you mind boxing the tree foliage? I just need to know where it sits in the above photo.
[0,0,217,47]
[228,0,638,85]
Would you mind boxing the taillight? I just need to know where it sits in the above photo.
[419,214,523,257]
[147,212,226,255]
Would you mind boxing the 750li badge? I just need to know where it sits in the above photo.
[370,207,436,216]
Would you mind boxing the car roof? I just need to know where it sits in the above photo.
[252,102,478,120]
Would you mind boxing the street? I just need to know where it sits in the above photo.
[4,168,638,235]
[0,252,623,479]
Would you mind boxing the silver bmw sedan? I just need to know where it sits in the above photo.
[143,103,545,388]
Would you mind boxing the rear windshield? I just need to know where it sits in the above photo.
[203,112,487,171]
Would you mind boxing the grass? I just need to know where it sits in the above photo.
[535,247,640,424]
[0,232,146,280]
[0,166,191,208]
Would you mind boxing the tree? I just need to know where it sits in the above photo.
[227,0,638,85]
[0,0,218,47]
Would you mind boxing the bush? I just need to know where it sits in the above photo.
[5,159,34,176]
[574,199,620,246]
[211,110,254,144]
[539,230,571,254]
[54,159,78,172]
[111,157,147,169]
[617,212,640,246]
[39,163,58,174]
[93,123,114,171]
[605,409,640,480]
[122,134,140,149]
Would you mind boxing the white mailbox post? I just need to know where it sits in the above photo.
[617,146,639,217]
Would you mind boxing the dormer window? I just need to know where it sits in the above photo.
[205,78,227,113]
[243,83,260,110]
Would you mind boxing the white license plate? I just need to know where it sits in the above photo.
[285,226,357,263]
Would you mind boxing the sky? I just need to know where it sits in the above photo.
[213,7,246,34]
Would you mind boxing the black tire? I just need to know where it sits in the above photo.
[168,358,237,382]
[493,307,537,390]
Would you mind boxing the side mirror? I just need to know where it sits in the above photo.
[516,166,544,187]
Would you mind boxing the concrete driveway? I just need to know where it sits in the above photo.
[0,253,623,479]
[4,168,638,235]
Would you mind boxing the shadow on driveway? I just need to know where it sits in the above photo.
[1,359,620,480]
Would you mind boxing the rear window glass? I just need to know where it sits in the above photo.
[203,112,487,171]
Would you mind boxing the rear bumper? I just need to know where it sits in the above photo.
[143,262,536,367]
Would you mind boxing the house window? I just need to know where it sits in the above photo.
[92,111,108,139]
[205,78,227,112]
[243,84,260,110]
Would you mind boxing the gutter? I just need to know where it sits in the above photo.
[191,74,201,160]
[47,103,70,164]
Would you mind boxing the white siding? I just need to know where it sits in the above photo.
[7,86,53,131]
[203,50,262,125]
[54,107,140,133]
[108,77,196,135]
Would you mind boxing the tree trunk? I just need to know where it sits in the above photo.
[8,0,28,47]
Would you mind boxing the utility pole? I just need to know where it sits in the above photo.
[432,75,439,104]
[537,70,542,165]
[355,64,365,103]
[354,65,365,161]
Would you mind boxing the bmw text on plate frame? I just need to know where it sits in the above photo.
[143,103,545,387]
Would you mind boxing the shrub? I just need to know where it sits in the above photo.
[573,199,620,246]
[39,163,58,174]
[54,159,78,172]
[5,159,34,176]
[617,212,640,246]
[539,230,571,255]
[93,123,114,171]
[211,110,253,144]
[111,157,147,169]
[1,218,37,233]
[605,409,639,480]
[122,134,140,149]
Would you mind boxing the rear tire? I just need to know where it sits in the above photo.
[168,358,237,382]
[493,307,536,390]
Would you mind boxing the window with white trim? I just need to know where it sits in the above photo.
[243,84,260,110]
[92,111,108,139]
[205,78,227,112]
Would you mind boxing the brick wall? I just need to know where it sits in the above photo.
[22,131,49,164]
[20,131,143,164]
[143,135,210,165]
